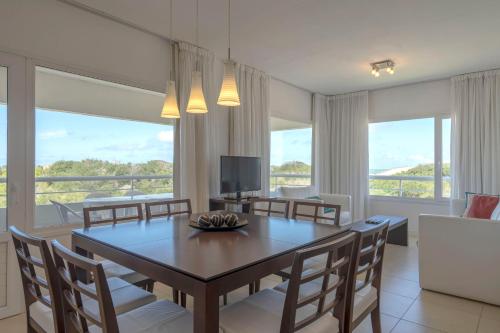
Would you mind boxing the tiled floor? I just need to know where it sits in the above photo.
[1,239,499,332]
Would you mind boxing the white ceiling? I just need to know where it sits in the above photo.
[72,0,500,95]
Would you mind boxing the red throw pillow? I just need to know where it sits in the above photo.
[464,194,500,219]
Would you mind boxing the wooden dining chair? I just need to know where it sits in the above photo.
[250,198,290,218]
[292,200,342,226]
[145,198,192,220]
[247,198,291,294]
[219,232,359,333]
[83,203,155,293]
[144,198,192,307]
[10,226,157,333]
[10,226,65,333]
[51,240,193,333]
[345,222,389,333]
[83,203,143,227]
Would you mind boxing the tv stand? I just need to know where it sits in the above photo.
[209,197,256,213]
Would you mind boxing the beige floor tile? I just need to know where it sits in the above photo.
[352,313,399,333]
[381,274,422,299]
[403,291,482,333]
[477,304,500,333]
[379,290,415,318]
[391,320,445,333]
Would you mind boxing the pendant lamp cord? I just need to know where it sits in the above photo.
[195,0,200,71]
[169,0,174,81]
[228,0,231,60]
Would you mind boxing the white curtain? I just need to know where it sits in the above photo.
[229,64,271,195]
[313,91,369,220]
[173,42,215,212]
[451,70,500,197]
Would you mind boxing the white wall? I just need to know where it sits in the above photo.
[367,79,452,235]
[270,78,312,123]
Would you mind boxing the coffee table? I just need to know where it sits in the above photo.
[351,215,408,246]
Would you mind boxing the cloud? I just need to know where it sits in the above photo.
[39,130,68,140]
[157,130,174,142]
[408,154,433,164]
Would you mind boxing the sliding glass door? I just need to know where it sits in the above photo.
[0,52,27,318]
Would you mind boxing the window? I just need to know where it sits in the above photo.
[270,117,312,193]
[369,116,450,200]
[34,67,174,228]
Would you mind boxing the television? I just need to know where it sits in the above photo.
[220,156,261,198]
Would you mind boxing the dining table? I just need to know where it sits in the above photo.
[71,213,350,333]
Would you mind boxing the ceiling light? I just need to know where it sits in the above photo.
[218,0,240,106]
[370,59,396,77]
[186,0,208,114]
[186,71,208,113]
[161,0,180,118]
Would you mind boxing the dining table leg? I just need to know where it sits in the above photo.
[193,283,219,333]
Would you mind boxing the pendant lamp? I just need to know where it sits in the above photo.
[161,0,180,118]
[186,0,208,114]
[217,0,240,106]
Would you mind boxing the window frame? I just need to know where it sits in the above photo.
[368,114,451,203]
[26,59,174,235]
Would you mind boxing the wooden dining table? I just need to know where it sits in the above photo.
[71,214,350,333]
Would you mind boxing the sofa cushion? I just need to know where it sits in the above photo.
[464,194,500,219]
[279,186,317,199]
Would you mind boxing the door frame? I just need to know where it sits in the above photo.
[0,50,28,319]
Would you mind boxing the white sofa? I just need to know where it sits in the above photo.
[276,186,352,225]
[419,199,500,305]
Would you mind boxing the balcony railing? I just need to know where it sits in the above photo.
[270,173,311,192]
[369,174,451,198]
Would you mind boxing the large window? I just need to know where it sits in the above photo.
[270,117,312,193]
[34,67,173,228]
[369,116,450,199]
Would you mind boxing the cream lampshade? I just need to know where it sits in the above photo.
[217,60,240,106]
[160,80,180,118]
[186,71,208,114]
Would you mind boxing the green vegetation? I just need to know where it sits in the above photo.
[0,159,173,207]
[270,161,312,191]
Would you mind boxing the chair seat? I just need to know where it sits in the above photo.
[29,277,157,333]
[89,300,193,333]
[279,254,327,276]
[219,289,339,333]
[274,273,378,321]
[101,259,150,285]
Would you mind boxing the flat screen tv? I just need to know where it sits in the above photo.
[220,156,261,197]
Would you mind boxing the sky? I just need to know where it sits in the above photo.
[9,108,175,166]
[369,117,451,171]
[270,128,312,166]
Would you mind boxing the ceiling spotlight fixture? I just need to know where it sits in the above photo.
[370,59,395,77]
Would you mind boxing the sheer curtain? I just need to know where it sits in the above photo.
[313,91,369,220]
[451,70,500,197]
[229,64,270,195]
[173,42,215,212]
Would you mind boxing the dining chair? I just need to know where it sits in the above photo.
[344,222,389,333]
[10,227,157,333]
[144,198,192,307]
[247,197,291,294]
[292,200,341,226]
[51,240,193,333]
[83,203,155,292]
[277,201,342,281]
[50,200,84,225]
[274,223,390,333]
[219,232,359,333]
[250,198,290,218]
[144,198,192,220]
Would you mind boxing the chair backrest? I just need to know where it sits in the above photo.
[280,232,359,333]
[83,203,143,228]
[9,226,64,333]
[346,222,389,329]
[292,200,341,225]
[250,198,290,218]
[145,199,192,220]
[50,200,83,225]
[51,240,119,333]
